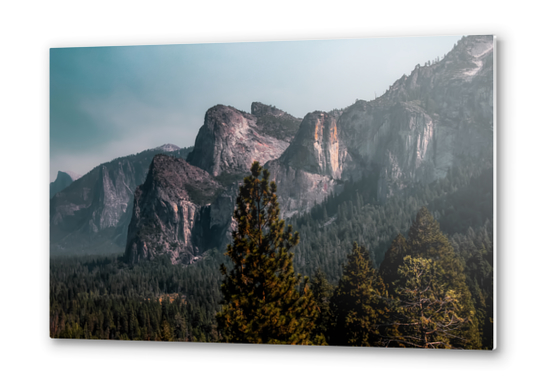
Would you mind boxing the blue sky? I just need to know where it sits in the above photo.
[50,35,461,181]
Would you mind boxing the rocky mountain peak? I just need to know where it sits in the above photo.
[154,143,181,152]
[124,154,227,265]
[50,170,80,198]
[454,35,493,58]
[50,145,192,256]
[144,155,223,205]
[187,104,291,177]
[251,102,301,142]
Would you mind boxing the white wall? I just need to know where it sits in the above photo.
[1,1,538,382]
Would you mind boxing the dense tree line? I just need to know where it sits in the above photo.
[50,250,227,341]
[289,156,493,283]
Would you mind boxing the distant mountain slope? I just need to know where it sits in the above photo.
[50,145,192,255]
[50,171,80,198]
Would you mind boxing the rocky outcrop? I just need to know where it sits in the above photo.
[50,171,80,198]
[187,103,300,177]
[124,155,229,265]
[280,112,343,179]
[266,111,346,217]
[50,145,191,255]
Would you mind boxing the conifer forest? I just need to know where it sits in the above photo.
[50,157,494,349]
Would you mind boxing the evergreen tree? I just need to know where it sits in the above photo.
[310,268,334,343]
[383,207,481,349]
[216,162,319,345]
[329,242,390,346]
[392,256,470,348]
[408,207,480,348]
[379,233,408,293]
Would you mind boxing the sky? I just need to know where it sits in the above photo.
[50,35,461,181]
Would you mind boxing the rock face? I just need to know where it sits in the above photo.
[339,35,494,201]
[267,35,493,214]
[50,171,80,198]
[124,155,228,265]
[187,103,300,177]
[281,112,343,178]
[266,111,346,217]
[50,145,191,255]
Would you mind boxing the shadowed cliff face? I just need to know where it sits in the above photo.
[50,145,190,255]
[124,155,231,265]
[187,104,300,177]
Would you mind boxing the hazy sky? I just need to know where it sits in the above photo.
[50,35,461,181]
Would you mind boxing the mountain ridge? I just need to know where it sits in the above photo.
[52,36,494,262]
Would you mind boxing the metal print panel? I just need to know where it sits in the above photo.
[50,35,495,349]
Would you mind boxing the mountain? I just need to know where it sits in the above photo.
[63,35,494,263]
[125,102,301,263]
[124,155,231,265]
[50,171,80,198]
[267,35,493,216]
[187,102,301,178]
[50,145,192,255]
[125,35,493,264]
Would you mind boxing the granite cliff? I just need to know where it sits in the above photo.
[187,103,301,177]
[266,111,346,217]
[121,36,494,264]
[124,155,229,265]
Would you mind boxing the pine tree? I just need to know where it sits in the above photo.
[392,256,470,348]
[385,207,481,349]
[379,233,408,293]
[310,268,334,343]
[329,242,390,347]
[216,162,319,345]
[410,207,480,348]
